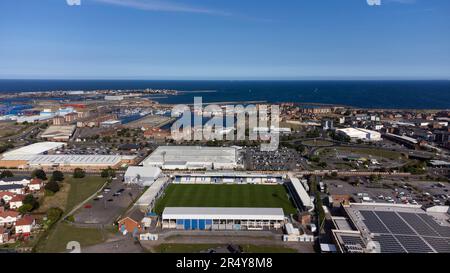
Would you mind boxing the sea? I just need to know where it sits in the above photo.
[0,80,449,109]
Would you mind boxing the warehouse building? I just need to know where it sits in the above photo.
[124,166,162,186]
[41,125,76,141]
[0,154,134,171]
[2,142,65,157]
[162,207,285,230]
[141,146,240,170]
[336,128,381,142]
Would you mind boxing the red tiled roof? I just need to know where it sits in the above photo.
[10,195,25,202]
[0,192,15,198]
[30,178,42,185]
[0,210,20,218]
[16,216,34,226]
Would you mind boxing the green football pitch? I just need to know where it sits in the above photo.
[154,184,297,215]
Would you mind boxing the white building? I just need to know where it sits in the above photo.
[124,166,162,186]
[336,128,381,141]
[141,146,240,170]
[162,207,285,230]
[15,216,35,235]
[2,142,65,157]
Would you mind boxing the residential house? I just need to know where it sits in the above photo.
[0,176,31,187]
[0,208,20,226]
[15,216,35,236]
[9,195,24,210]
[0,227,9,244]
[0,184,25,195]
[28,178,43,192]
[0,192,15,204]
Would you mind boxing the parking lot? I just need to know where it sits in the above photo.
[244,147,303,171]
[73,175,145,225]
[325,178,449,206]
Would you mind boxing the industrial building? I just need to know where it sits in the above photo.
[124,166,162,186]
[141,146,240,170]
[161,207,285,230]
[41,125,76,141]
[331,203,450,253]
[0,154,134,171]
[336,128,381,141]
[1,142,65,157]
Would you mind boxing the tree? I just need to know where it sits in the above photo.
[32,169,47,180]
[101,167,116,178]
[46,207,63,224]
[51,171,64,182]
[23,194,39,210]
[18,204,33,214]
[45,180,60,193]
[0,170,14,179]
[73,168,86,179]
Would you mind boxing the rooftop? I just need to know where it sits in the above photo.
[162,207,285,221]
[141,146,238,166]
[2,142,65,157]
[41,125,76,138]
[125,166,161,178]
[341,203,450,253]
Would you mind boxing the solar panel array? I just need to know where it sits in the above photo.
[373,234,406,253]
[358,210,450,253]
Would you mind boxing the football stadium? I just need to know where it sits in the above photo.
[154,184,297,215]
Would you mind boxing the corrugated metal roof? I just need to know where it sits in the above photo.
[162,207,285,220]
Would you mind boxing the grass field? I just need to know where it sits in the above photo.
[319,147,404,160]
[38,175,106,213]
[154,184,297,215]
[302,139,334,147]
[35,223,105,253]
[35,175,107,253]
[64,176,106,212]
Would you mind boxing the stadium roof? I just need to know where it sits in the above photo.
[174,171,284,178]
[162,207,285,221]
[2,142,65,157]
[135,177,168,208]
[141,146,238,166]
[385,133,419,144]
[288,173,313,208]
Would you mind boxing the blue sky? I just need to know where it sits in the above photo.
[0,0,449,79]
